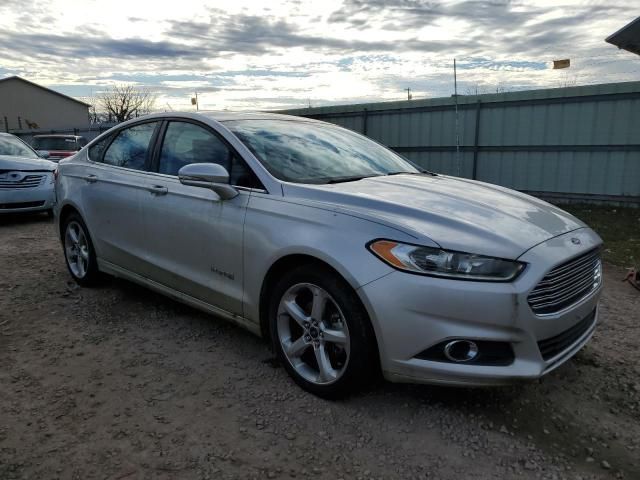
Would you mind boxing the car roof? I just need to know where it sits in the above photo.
[199,111,315,123]
[125,111,320,124]
[91,111,326,141]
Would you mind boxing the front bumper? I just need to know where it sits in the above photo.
[358,228,603,386]
[0,174,55,214]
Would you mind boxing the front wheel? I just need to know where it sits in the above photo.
[62,213,100,286]
[269,265,378,399]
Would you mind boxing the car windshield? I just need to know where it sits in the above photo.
[33,137,78,151]
[0,135,39,158]
[225,119,419,184]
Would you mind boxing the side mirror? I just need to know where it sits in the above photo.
[37,150,50,159]
[178,163,238,200]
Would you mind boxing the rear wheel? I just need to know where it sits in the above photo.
[269,265,378,398]
[62,213,99,286]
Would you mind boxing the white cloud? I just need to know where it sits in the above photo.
[0,0,637,110]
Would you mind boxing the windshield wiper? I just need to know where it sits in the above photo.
[325,174,381,184]
[386,169,438,177]
[324,169,436,184]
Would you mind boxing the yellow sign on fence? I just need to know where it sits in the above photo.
[553,59,571,69]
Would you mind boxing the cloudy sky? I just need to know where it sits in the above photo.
[0,0,637,111]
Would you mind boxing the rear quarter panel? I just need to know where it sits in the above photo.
[54,153,89,239]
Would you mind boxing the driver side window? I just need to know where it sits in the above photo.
[158,122,230,176]
[158,121,262,188]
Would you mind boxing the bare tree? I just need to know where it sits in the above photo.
[465,85,486,96]
[97,85,157,123]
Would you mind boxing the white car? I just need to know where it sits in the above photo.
[0,132,57,215]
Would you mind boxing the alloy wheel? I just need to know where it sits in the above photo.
[64,220,90,279]
[276,282,350,385]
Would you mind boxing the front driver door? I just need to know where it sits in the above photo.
[139,120,258,316]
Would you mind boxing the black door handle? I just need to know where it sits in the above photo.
[148,185,168,195]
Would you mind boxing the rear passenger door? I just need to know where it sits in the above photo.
[140,120,261,315]
[81,121,161,272]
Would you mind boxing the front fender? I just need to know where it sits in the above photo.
[242,193,416,324]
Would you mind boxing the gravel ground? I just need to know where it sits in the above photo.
[1,214,639,480]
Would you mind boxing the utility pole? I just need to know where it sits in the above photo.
[191,92,199,111]
[453,58,461,177]
[405,87,412,100]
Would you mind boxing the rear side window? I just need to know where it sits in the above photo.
[103,122,159,171]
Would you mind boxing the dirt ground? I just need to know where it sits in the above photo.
[1,214,639,480]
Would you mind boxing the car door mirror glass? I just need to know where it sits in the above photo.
[37,150,50,159]
[178,163,238,200]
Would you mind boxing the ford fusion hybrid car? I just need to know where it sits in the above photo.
[54,112,603,398]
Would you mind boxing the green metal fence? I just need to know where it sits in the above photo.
[281,81,640,206]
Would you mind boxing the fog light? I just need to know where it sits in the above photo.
[416,339,514,366]
[443,340,479,363]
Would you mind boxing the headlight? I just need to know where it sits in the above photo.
[368,240,525,281]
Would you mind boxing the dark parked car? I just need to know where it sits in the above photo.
[32,135,87,162]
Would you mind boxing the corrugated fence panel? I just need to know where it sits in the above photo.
[476,151,640,197]
[281,81,640,205]
[404,151,474,178]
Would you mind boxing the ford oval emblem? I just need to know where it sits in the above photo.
[571,237,581,245]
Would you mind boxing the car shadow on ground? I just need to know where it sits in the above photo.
[75,270,638,479]
[0,212,52,227]
[97,272,556,413]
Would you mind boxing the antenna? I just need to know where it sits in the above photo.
[454,58,461,177]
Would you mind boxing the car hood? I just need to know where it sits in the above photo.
[284,174,586,259]
[0,155,57,171]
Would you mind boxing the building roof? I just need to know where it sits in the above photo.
[0,76,91,107]
[606,17,640,56]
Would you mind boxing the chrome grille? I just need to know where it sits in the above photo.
[528,248,602,315]
[0,173,46,189]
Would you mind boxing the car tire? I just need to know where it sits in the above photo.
[269,264,378,399]
[62,213,100,287]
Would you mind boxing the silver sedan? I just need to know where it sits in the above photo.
[0,132,56,215]
[54,112,603,398]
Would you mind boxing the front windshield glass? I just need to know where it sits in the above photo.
[226,119,419,184]
[0,135,39,158]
